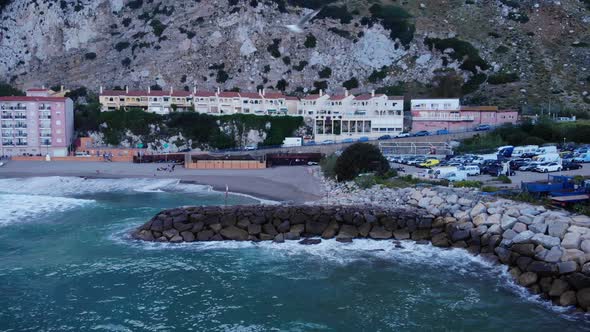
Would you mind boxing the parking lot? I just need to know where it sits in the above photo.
[394,163,590,187]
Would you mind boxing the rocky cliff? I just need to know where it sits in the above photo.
[1,0,589,109]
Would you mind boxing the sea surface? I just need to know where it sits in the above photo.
[0,176,589,331]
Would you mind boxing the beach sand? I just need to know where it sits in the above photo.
[0,161,324,203]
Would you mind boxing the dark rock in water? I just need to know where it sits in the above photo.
[336,237,353,243]
[277,220,291,233]
[451,241,468,248]
[305,220,329,236]
[338,224,358,238]
[247,224,261,235]
[220,214,237,227]
[180,231,195,242]
[263,224,278,236]
[411,229,430,241]
[155,236,168,242]
[393,229,410,240]
[511,244,535,257]
[135,230,154,241]
[431,233,449,247]
[299,238,321,245]
[151,219,164,232]
[321,227,337,239]
[560,290,577,306]
[197,230,214,241]
[394,244,404,249]
[290,224,305,235]
[163,229,179,239]
[173,222,192,232]
[274,233,285,243]
[173,214,188,223]
[494,247,512,264]
[358,223,372,237]
[576,288,590,310]
[450,229,470,242]
[163,218,173,231]
[220,226,249,241]
[170,235,183,243]
[210,234,223,241]
[528,261,558,277]
[191,221,204,233]
[248,235,260,242]
[291,213,307,225]
[539,277,553,293]
[369,226,392,240]
[236,218,250,229]
[415,240,429,245]
[566,273,590,290]
[210,223,222,232]
[285,232,301,240]
[516,257,533,271]
[189,213,205,223]
[140,219,154,231]
[479,253,499,265]
[259,233,274,241]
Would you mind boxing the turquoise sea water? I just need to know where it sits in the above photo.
[0,177,589,331]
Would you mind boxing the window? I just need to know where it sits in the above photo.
[57,138,62,143]
[55,120,61,126]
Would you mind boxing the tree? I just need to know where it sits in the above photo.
[432,72,463,98]
[0,83,24,96]
[334,143,390,181]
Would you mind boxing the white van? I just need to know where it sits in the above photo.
[534,153,561,164]
[429,166,459,179]
[473,154,497,164]
[512,145,539,157]
[460,165,481,176]
[441,170,468,182]
[536,146,557,155]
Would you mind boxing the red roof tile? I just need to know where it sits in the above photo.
[26,88,49,92]
[285,96,299,101]
[388,96,404,101]
[194,91,216,97]
[240,92,263,99]
[354,94,385,101]
[218,91,241,98]
[263,92,286,99]
[302,94,321,100]
[0,96,68,102]
[329,95,348,101]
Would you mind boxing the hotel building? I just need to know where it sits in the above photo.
[0,89,74,157]
[410,98,519,132]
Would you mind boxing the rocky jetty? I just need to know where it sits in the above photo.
[134,185,590,312]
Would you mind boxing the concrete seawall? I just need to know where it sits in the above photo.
[134,195,590,313]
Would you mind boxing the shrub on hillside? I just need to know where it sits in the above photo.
[304,34,317,48]
[424,37,489,73]
[488,72,519,85]
[320,154,338,178]
[342,77,359,90]
[84,52,97,60]
[318,67,332,79]
[368,4,415,46]
[0,83,25,97]
[334,143,390,181]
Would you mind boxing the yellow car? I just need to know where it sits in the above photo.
[419,159,440,168]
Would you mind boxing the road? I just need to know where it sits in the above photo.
[206,131,480,157]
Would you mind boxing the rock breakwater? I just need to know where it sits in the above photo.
[134,185,590,313]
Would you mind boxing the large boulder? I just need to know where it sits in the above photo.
[512,230,534,244]
[511,244,535,257]
[531,234,561,249]
[549,279,570,297]
[566,273,590,290]
[263,224,278,236]
[369,226,392,240]
[305,220,329,236]
[196,230,214,241]
[548,221,569,238]
[248,224,261,235]
[163,229,179,239]
[527,261,558,276]
[518,272,538,287]
[544,246,563,263]
[581,240,590,254]
[529,222,547,234]
[558,261,578,274]
[562,232,581,250]
[576,288,590,310]
[470,203,487,218]
[559,291,577,306]
[338,225,358,238]
[173,222,192,232]
[220,226,249,241]
[501,215,518,230]
[180,231,195,242]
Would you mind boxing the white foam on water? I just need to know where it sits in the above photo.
[119,235,586,318]
[0,177,213,196]
[0,193,94,227]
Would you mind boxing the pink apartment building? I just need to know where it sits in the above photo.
[0,89,74,157]
[411,98,518,132]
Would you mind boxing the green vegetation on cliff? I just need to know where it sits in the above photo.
[75,107,304,149]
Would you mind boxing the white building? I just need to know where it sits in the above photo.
[309,91,405,142]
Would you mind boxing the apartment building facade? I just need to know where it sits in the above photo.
[310,91,405,142]
[99,87,293,116]
[410,98,518,132]
[0,89,74,157]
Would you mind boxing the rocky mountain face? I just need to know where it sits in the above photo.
[0,0,589,110]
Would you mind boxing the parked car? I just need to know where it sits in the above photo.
[244,145,258,151]
[573,153,590,163]
[521,152,538,159]
[435,129,449,135]
[357,136,370,142]
[510,159,532,170]
[341,138,354,143]
[406,157,427,166]
[378,135,392,140]
[562,162,583,171]
[460,165,481,176]
[475,124,491,131]
[419,159,440,168]
[519,162,539,172]
[305,141,316,146]
[322,140,335,144]
[486,165,515,176]
[441,171,468,182]
[307,161,319,166]
[414,130,430,137]
[397,132,411,138]
[535,162,562,173]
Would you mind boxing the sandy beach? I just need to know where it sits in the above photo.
[0,161,324,203]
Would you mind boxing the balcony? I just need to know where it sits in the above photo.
[13,116,26,119]
[14,124,27,128]
[412,115,475,122]
[41,140,52,146]
[2,141,14,145]
[40,133,52,137]
[39,116,51,119]
[1,116,13,120]
[15,133,28,137]
[16,142,28,146]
